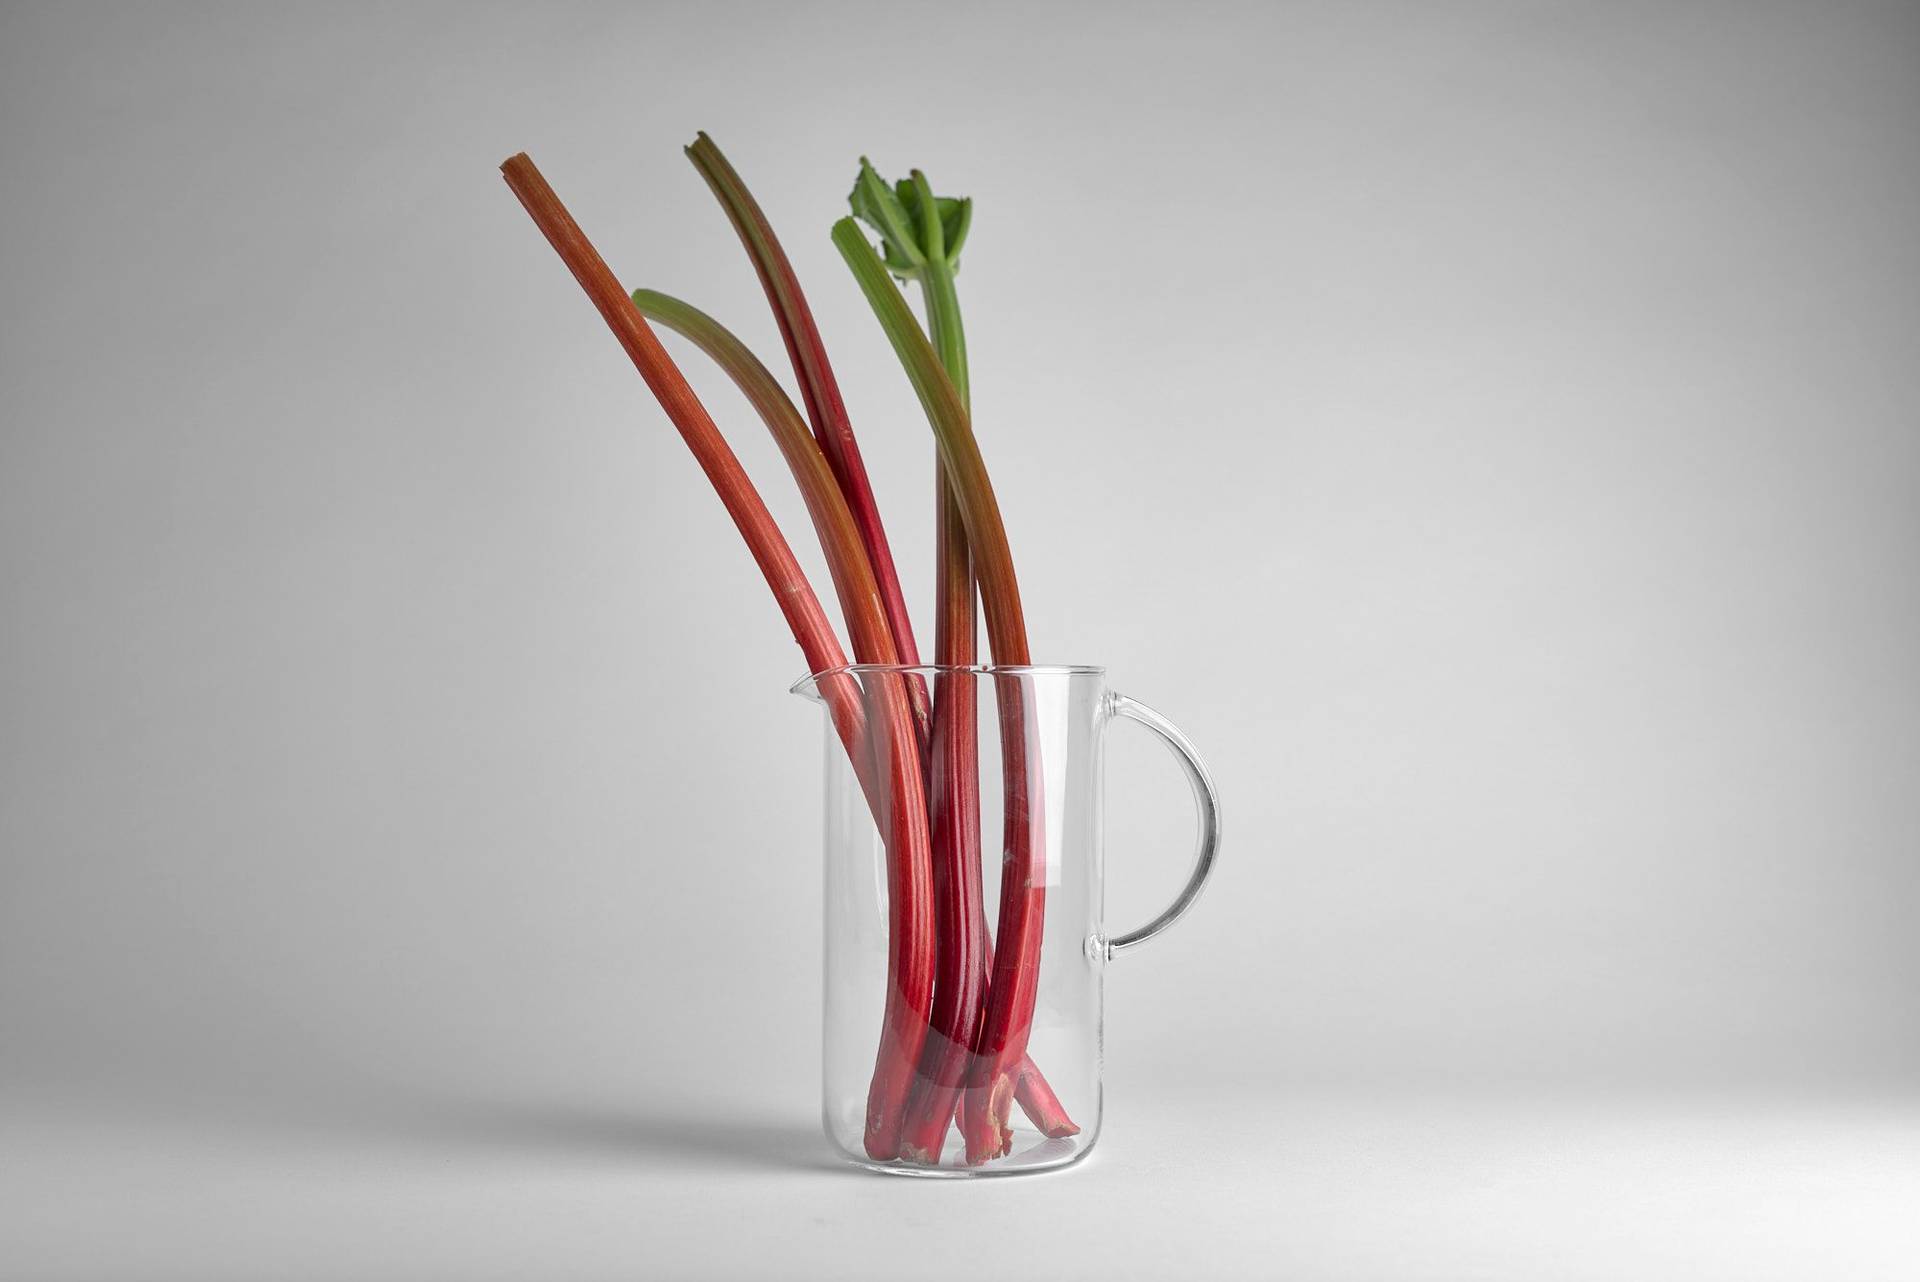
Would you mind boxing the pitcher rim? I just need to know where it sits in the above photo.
[789,663,1107,698]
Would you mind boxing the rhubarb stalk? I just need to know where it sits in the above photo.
[834,217,1049,1163]
[683,134,930,740]
[626,287,948,1158]
[849,162,1079,1156]
[626,289,900,674]
[850,161,987,1161]
[500,154,936,1160]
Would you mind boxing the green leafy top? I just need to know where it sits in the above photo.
[848,158,972,281]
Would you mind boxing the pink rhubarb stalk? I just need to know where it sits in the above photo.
[1015,1056,1080,1139]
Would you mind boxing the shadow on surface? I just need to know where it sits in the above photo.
[390,1098,841,1174]
[14,1075,848,1176]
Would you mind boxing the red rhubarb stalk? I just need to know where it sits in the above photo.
[856,162,987,1161]
[848,163,1079,1156]
[894,499,985,1163]
[834,218,1049,1164]
[683,134,929,740]
[500,154,936,1160]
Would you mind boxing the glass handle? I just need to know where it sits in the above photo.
[1104,694,1222,960]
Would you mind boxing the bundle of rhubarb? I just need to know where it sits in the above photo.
[500,136,1072,1166]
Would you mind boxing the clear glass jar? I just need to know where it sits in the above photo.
[791,665,1220,1177]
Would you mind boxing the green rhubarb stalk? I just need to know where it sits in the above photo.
[850,160,984,1161]
[849,162,1081,1155]
[833,214,1048,1164]
[830,222,1027,654]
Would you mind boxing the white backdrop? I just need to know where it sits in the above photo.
[3,3,1916,1277]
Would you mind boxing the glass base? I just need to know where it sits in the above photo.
[828,1123,1095,1178]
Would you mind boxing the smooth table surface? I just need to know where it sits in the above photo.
[3,1082,1916,1280]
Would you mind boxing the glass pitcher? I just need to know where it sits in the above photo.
[791,664,1221,1177]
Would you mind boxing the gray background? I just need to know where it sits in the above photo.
[3,2,1916,1278]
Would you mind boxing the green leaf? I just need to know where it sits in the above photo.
[848,158,922,276]
[848,158,970,280]
[943,196,972,269]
